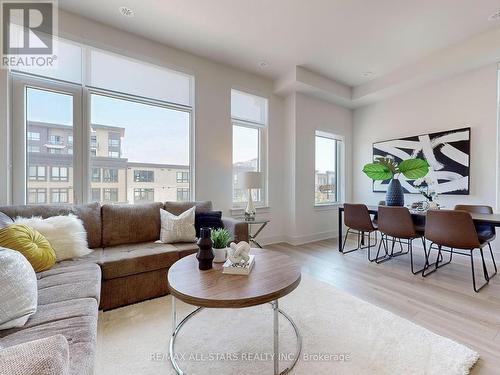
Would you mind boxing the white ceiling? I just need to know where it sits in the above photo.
[58,0,500,87]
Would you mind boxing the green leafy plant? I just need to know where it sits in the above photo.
[362,157,429,181]
[211,228,232,249]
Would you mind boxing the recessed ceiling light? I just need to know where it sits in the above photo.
[362,71,373,77]
[258,61,269,68]
[119,6,134,17]
[488,10,500,21]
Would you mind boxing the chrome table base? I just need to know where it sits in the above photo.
[169,296,302,375]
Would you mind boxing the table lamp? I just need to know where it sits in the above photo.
[240,171,262,221]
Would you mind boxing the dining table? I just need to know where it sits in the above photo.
[338,205,500,252]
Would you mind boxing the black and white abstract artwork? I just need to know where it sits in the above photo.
[372,127,471,195]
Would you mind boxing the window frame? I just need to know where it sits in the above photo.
[27,188,47,204]
[103,188,119,203]
[133,188,154,203]
[134,170,154,183]
[28,165,46,181]
[314,130,344,207]
[50,166,69,182]
[176,188,190,202]
[176,171,189,183]
[12,75,83,205]
[50,188,69,203]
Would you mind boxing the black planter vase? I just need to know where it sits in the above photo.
[196,227,214,270]
[386,179,404,206]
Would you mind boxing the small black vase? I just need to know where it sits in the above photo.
[196,227,214,270]
[386,179,404,206]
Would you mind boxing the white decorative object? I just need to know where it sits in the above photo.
[227,241,251,265]
[160,207,196,244]
[239,172,262,221]
[15,214,91,261]
[222,254,255,275]
[213,248,228,263]
[0,247,37,330]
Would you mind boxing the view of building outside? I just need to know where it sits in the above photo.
[26,121,190,204]
[25,86,191,205]
[315,133,338,204]
[315,170,336,204]
[232,124,261,204]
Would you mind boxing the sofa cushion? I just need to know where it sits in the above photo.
[164,201,213,216]
[0,334,69,375]
[172,242,199,258]
[0,315,97,375]
[102,203,163,247]
[37,264,101,305]
[100,242,179,280]
[0,203,102,249]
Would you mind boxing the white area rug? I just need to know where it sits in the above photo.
[96,275,478,374]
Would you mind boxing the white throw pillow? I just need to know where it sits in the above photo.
[0,247,38,330]
[15,215,91,261]
[160,207,196,244]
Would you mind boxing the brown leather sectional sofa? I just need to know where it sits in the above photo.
[0,201,248,375]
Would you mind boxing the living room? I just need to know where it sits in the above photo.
[0,1,499,374]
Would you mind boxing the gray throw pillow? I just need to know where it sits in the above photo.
[0,248,38,329]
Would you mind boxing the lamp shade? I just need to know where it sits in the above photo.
[239,171,263,189]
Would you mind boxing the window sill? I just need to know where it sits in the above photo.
[314,203,342,211]
[230,206,271,217]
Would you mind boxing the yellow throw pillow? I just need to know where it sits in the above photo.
[0,224,56,272]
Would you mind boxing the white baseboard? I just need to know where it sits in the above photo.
[256,230,339,247]
[284,230,339,246]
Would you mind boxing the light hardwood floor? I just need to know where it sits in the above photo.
[267,237,500,374]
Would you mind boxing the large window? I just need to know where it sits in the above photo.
[11,39,194,205]
[315,131,342,205]
[91,93,191,204]
[231,90,267,206]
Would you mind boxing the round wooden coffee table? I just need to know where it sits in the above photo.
[167,248,302,375]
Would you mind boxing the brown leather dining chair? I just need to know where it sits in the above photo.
[341,204,378,261]
[375,206,427,274]
[424,209,498,292]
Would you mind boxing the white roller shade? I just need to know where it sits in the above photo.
[231,89,268,127]
[89,49,193,107]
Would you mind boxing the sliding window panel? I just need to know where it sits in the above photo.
[12,75,83,204]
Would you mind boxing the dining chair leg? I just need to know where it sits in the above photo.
[375,234,392,264]
[422,242,441,277]
[410,238,427,275]
[471,248,489,293]
[436,248,453,269]
[341,228,377,255]
[487,243,498,278]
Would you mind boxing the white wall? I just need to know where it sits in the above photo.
[0,10,289,244]
[353,64,499,248]
[284,93,353,244]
